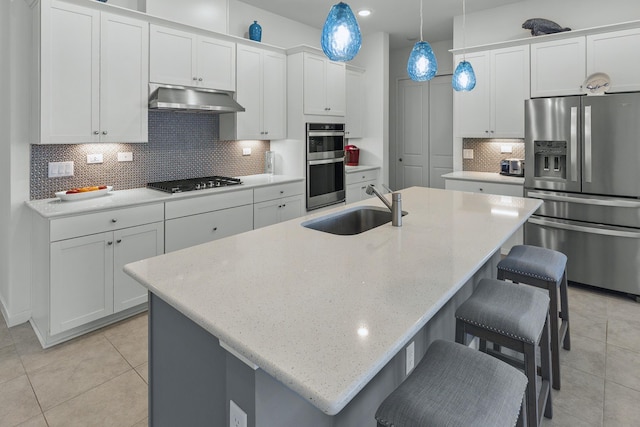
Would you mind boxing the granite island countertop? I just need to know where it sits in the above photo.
[124,187,542,415]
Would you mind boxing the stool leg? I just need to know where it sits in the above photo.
[541,313,553,420]
[524,342,539,427]
[548,280,561,390]
[560,271,571,351]
[455,318,466,345]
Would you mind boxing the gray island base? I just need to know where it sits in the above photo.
[124,187,542,426]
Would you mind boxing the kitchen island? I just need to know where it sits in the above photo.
[124,187,542,426]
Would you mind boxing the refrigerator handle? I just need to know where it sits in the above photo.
[584,105,592,183]
[570,106,578,182]
[528,216,640,239]
[527,191,640,208]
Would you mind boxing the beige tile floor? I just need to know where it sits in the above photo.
[0,284,639,426]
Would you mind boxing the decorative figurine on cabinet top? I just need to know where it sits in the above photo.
[249,21,262,42]
[522,18,571,36]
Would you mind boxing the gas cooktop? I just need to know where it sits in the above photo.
[147,176,242,193]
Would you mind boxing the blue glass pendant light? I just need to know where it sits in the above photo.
[407,0,437,81]
[321,2,362,62]
[452,0,476,91]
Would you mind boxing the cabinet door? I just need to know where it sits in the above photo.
[491,45,529,138]
[587,29,640,93]
[149,25,197,86]
[346,182,363,205]
[253,200,280,229]
[279,195,304,223]
[325,60,346,116]
[197,36,235,91]
[50,233,114,335]
[165,205,253,252]
[454,52,490,137]
[236,45,263,139]
[113,222,164,312]
[262,51,287,139]
[100,13,149,143]
[303,53,328,115]
[41,1,99,144]
[531,37,586,97]
[346,70,364,138]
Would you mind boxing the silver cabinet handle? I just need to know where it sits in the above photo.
[570,106,578,182]
[111,219,117,223]
[107,241,113,246]
[527,191,640,208]
[102,131,108,135]
[198,77,203,81]
[528,217,640,238]
[93,131,99,135]
[212,227,218,231]
[116,239,122,244]
[193,77,198,80]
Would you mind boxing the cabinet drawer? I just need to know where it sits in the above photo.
[346,169,379,185]
[165,189,253,219]
[445,180,523,197]
[253,181,304,203]
[165,204,253,252]
[50,203,164,242]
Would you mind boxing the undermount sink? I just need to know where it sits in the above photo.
[301,206,408,236]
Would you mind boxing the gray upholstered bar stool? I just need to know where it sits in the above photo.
[497,244,570,391]
[375,340,528,427]
[455,278,552,427]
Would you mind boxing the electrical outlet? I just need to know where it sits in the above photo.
[48,161,74,177]
[230,400,247,427]
[406,341,415,375]
[463,149,474,159]
[87,153,103,164]
[242,147,251,156]
[117,152,133,162]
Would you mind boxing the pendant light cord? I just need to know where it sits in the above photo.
[462,0,466,60]
[420,0,424,42]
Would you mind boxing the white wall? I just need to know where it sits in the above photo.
[1,0,32,326]
[453,0,640,49]
[229,0,321,48]
[348,32,389,185]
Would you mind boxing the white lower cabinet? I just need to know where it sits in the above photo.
[32,203,164,346]
[444,178,524,254]
[253,181,304,229]
[346,168,380,205]
[164,189,254,252]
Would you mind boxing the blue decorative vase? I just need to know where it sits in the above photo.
[321,2,361,62]
[249,21,262,42]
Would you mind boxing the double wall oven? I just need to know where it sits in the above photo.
[306,123,346,210]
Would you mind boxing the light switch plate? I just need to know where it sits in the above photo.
[406,341,415,375]
[48,161,74,177]
[230,400,247,427]
[118,152,133,162]
[500,145,513,153]
[463,149,474,159]
[242,147,251,156]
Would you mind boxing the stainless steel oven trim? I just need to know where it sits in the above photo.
[309,158,345,166]
[307,131,345,137]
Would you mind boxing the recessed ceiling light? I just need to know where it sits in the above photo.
[358,9,371,17]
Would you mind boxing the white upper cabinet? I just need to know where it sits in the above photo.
[587,28,640,93]
[346,69,364,138]
[455,45,529,138]
[303,52,346,116]
[530,37,586,97]
[231,45,286,140]
[149,24,235,91]
[38,1,148,144]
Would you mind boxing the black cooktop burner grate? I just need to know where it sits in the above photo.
[147,176,242,193]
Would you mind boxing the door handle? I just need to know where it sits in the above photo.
[584,105,592,183]
[570,106,578,182]
[398,158,403,162]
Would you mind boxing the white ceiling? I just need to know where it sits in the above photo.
[239,0,527,48]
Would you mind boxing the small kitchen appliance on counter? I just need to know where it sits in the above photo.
[500,158,524,176]
[147,176,242,193]
[345,145,360,166]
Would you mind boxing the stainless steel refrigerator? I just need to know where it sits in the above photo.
[524,93,640,300]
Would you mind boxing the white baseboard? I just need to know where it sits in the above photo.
[0,295,31,327]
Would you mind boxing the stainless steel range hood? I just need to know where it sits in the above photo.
[149,84,245,113]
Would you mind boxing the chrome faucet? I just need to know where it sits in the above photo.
[366,184,402,227]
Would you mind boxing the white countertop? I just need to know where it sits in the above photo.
[26,174,304,218]
[345,165,380,173]
[124,187,541,415]
[442,171,525,185]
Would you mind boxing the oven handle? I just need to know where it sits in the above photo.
[528,216,640,238]
[307,131,345,137]
[527,191,640,208]
[308,157,345,166]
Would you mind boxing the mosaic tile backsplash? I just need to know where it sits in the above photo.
[31,111,270,199]
[462,138,525,173]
